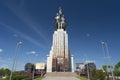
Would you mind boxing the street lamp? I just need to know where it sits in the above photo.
[9,41,22,80]
[101,42,108,73]
[84,54,90,80]
[32,52,37,80]
[101,41,115,80]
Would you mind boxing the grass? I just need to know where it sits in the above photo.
[34,77,43,80]
[77,76,88,80]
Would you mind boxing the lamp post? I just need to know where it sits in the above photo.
[84,54,90,80]
[32,52,37,80]
[101,41,115,80]
[9,41,22,80]
[105,42,115,80]
[101,42,108,74]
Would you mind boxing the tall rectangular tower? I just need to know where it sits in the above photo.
[47,8,74,72]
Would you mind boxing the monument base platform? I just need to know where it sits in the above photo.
[45,72,78,77]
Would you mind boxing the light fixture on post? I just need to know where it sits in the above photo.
[84,54,90,80]
[9,41,22,80]
[32,52,37,80]
[101,41,115,80]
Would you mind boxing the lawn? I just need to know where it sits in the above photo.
[77,76,88,80]
[34,77,43,80]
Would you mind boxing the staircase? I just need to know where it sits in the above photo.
[45,72,78,77]
[42,72,79,80]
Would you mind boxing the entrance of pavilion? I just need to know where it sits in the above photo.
[57,65,64,72]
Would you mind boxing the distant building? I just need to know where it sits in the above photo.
[76,61,96,76]
[85,61,96,72]
[76,63,85,72]
[35,62,46,72]
[25,63,34,72]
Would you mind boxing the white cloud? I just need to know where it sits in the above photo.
[0,48,3,53]
[85,60,95,63]
[0,57,12,69]
[13,34,18,37]
[0,64,9,69]
[0,22,45,48]
[4,2,47,42]
[0,58,12,64]
[26,51,37,54]
[31,51,36,54]
[86,33,90,37]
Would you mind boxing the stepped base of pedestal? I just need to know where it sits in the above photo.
[45,72,78,77]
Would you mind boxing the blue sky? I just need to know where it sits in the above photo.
[0,0,120,70]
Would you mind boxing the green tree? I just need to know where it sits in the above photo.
[92,69,105,80]
[0,68,5,76]
[114,61,120,70]
[102,65,113,72]
[102,65,107,72]
[0,68,11,76]
[91,69,97,79]
[4,68,11,76]
[114,61,120,78]
[102,65,114,80]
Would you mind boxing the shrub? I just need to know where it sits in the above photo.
[6,75,29,80]
[91,69,106,80]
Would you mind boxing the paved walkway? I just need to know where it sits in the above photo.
[42,76,80,80]
[42,72,80,80]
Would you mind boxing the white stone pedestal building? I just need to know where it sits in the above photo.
[47,8,74,72]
